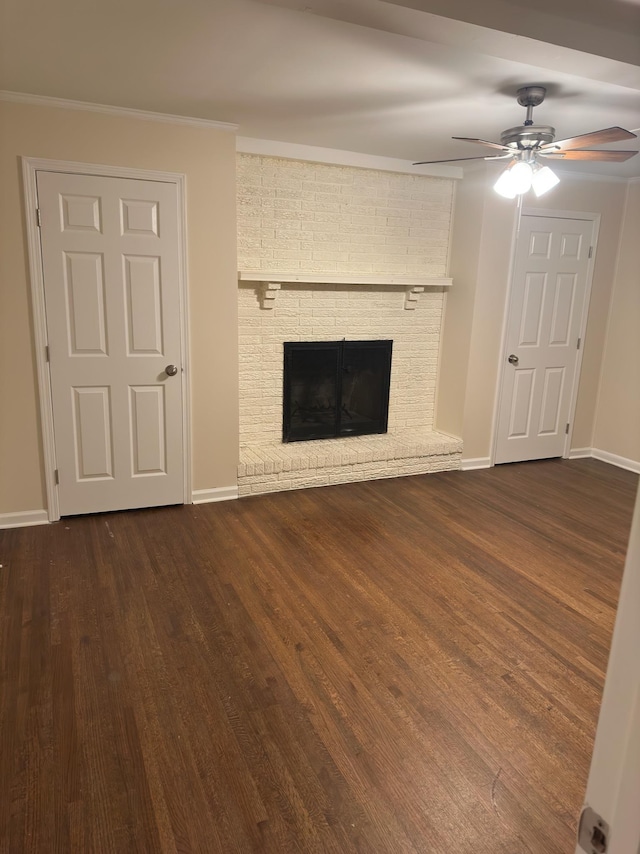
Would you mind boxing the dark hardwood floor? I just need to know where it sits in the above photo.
[1,459,637,853]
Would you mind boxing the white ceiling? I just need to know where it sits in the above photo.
[2,0,639,176]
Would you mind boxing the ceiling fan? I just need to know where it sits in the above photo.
[414,86,638,198]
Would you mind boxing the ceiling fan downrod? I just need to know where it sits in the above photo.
[517,85,547,126]
[500,87,555,149]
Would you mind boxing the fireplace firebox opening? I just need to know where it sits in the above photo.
[283,340,393,442]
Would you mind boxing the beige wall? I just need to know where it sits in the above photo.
[437,164,628,462]
[436,169,485,440]
[460,186,518,461]
[0,100,239,515]
[593,180,640,463]
[436,166,519,460]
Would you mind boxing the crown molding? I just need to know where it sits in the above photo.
[236,136,463,179]
[0,90,238,132]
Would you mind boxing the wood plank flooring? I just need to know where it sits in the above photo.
[0,459,637,853]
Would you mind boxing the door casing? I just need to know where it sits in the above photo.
[22,157,192,521]
[490,206,600,467]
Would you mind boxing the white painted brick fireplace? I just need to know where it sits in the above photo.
[236,154,462,496]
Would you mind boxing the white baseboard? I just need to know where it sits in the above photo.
[591,448,640,475]
[192,486,238,504]
[0,509,50,529]
[568,447,640,474]
[568,447,593,459]
[461,457,492,471]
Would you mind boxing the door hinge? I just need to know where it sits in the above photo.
[45,345,50,362]
[588,246,593,259]
[36,208,42,227]
[578,805,609,853]
[54,469,59,485]
[565,423,570,435]
[577,337,581,350]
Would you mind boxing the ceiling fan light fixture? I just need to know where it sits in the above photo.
[531,164,560,197]
[493,159,534,198]
[510,160,534,193]
[493,166,518,198]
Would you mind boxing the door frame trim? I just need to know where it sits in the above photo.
[490,206,600,466]
[22,157,192,521]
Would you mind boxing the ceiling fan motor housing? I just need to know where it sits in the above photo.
[516,86,547,108]
[500,125,556,149]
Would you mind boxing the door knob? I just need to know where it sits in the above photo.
[508,354,519,365]
[165,364,178,376]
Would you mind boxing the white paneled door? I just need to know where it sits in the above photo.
[37,171,185,515]
[494,214,594,465]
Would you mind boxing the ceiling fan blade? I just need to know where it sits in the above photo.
[539,149,637,162]
[452,137,510,151]
[413,154,511,165]
[540,127,637,152]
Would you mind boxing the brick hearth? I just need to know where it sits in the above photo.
[238,428,461,496]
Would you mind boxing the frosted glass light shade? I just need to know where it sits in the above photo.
[532,165,560,196]
[509,161,534,193]
[493,167,518,198]
[494,159,559,198]
[493,161,534,198]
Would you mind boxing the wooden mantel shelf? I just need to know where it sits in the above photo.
[238,271,452,287]
[238,271,452,310]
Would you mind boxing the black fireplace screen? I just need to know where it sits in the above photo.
[283,340,393,442]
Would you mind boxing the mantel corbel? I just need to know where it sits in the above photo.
[260,282,281,309]
[404,286,425,310]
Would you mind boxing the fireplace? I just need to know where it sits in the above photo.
[283,340,393,442]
